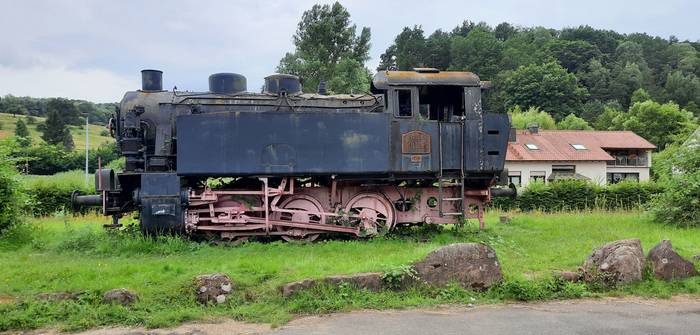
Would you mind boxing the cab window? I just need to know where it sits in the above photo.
[396,89,413,117]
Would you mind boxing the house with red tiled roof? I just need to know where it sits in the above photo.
[505,126,656,187]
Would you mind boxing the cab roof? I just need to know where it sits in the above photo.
[372,69,481,89]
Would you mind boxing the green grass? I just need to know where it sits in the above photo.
[0,113,113,150]
[0,211,699,331]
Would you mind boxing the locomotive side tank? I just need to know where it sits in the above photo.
[74,68,513,241]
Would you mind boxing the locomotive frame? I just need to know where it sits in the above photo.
[74,68,514,241]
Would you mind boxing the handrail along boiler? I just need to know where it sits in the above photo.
[74,68,514,241]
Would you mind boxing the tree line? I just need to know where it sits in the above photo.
[0,95,116,125]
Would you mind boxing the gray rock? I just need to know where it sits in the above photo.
[647,240,698,281]
[583,239,645,285]
[692,254,700,262]
[103,288,138,306]
[194,273,233,304]
[282,272,384,298]
[412,243,503,291]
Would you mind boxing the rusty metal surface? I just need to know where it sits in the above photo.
[373,70,481,89]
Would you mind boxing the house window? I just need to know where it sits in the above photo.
[508,171,522,186]
[530,171,546,183]
[571,144,587,150]
[607,172,640,184]
[396,89,413,117]
[552,165,575,174]
[525,143,539,150]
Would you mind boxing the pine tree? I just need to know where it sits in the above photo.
[41,109,74,150]
[14,119,31,147]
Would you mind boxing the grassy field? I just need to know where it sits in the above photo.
[0,112,113,150]
[0,211,699,331]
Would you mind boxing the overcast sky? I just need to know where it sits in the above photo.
[0,0,697,102]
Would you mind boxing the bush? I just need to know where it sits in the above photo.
[648,140,700,227]
[491,179,664,212]
[21,171,93,217]
[0,140,23,233]
[12,142,119,175]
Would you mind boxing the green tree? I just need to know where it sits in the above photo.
[0,140,23,233]
[327,58,371,94]
[501,62,588,119]
[378,26,426,70]
[579,59,611,101]
[594,106,625,130]
[544,39,601,73]
[609,62,644,107]
[41,110,70,148]
[664,71,700,106]
[621,100,697,149]
[557,113,593,130]
[559,25,621,57]
[423,30,452,69]
[649,130,700,227]
[450,28,503,79]
[509,106,557,129]
[494,22,517,41]
[278,2,371,93]
[14,119,31,147]
[45,98,80,125]
[630,88,652,104]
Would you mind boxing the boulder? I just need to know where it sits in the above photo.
[194,273,233,304]
[282,272,383,298]
[582,239,645,285]
[103,289,138,306]
[412,243,503,291]
[647,240,698,281]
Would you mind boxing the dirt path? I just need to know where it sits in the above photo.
[11,297,700,335]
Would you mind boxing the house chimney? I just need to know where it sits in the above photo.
[527,123,539,134]
[509,127,517,142]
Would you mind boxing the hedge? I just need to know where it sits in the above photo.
[491,179,664,212]
[21,171,94,217]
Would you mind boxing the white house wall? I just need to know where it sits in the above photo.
[504,161,608,187]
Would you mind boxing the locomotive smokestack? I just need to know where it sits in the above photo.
[141,69,163,91]
[209,73,247,94]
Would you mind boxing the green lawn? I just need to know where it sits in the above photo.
[0,113,113,150]
[1,211,699,331]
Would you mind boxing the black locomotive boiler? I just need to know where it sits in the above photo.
[74,68,513,241]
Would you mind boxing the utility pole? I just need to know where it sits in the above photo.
[85,116,89,186]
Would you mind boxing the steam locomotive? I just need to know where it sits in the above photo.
[73,68,513,241]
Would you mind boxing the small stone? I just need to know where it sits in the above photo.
[693,254,700,262]
[103,289,138,306]
[194,273,233,304]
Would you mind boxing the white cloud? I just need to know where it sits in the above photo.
[0,66,138,102]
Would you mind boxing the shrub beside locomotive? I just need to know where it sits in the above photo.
[73,68,514,241]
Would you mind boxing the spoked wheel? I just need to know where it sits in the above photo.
[344,193,396,237]
[272,195,326,242]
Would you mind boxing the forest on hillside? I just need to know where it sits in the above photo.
[377,22,700,118]
[275,2,698,151]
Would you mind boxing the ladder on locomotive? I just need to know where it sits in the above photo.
[437,121,466,219]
